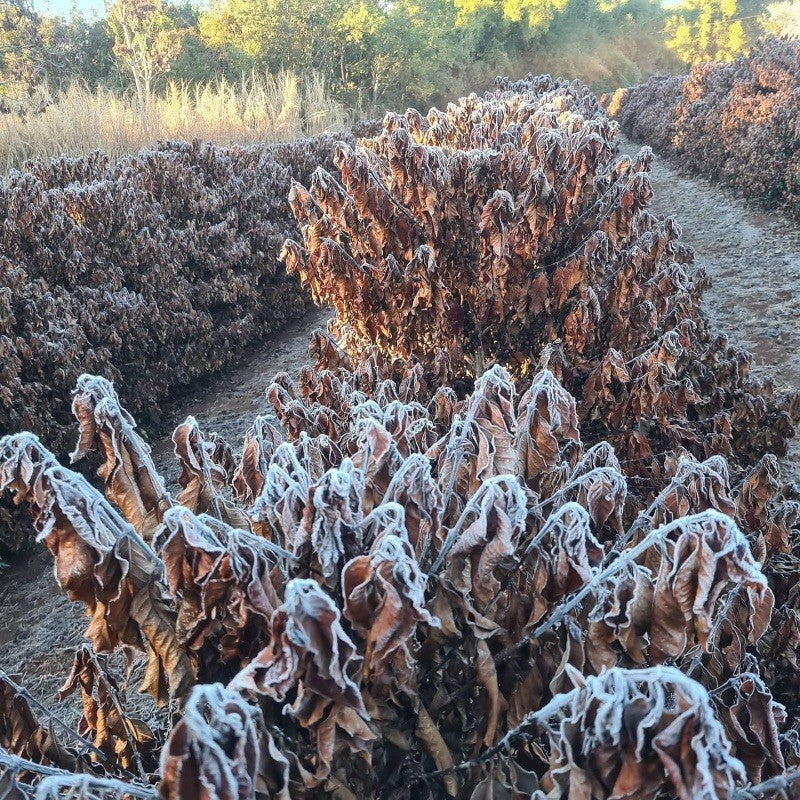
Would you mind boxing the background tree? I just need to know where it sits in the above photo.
[665,0,768,63]
[764,0,800,37]
[452,0,568,29]
[334,0,467,105]
[1,0,122,110]
[41,7,120,90]
[0,0,48,104]
[106,0,183,110]
[199,0,353,80]
[165,0,228,84]
[1,0,786,124]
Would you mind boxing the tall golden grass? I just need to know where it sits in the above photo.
[0,71,350,173]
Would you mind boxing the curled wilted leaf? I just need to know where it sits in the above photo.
[232,416,283,506]
[648,510,773,660]
[382,453,443,556]
[249,443,311,546]
[711,672,786,784]
[499,502,603,640]
[587,560,655,670]
[294,461,364,588]
[514,370,580,489]
[155,507,287,670]
[0,433,60,515]
[342,531,437,687]
[444,475,528,610]
[159,683,283,800]
[230,579,375,786]
[59,645,155,771]
[0,673,82,772]
[427,366,519,511]
[0,434,194,705]
[173,417,249,530]
[70,374,172,541]
[351,418,403,513]
[531,666,746,800]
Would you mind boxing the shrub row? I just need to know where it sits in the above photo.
[287,75,798,480]
[0,131,358,555]
[0,132,358,458]
[605,38,800,219]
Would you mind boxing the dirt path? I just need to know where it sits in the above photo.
[2,143,800,725]
[148,308,332,481]
[620,135,800,477]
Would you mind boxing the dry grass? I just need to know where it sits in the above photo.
[0,71,350,173]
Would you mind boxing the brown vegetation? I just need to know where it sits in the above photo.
[605,37,800,220]
[1,75,800,800]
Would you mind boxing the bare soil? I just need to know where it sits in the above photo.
[1,143,799,730]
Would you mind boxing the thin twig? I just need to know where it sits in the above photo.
[481,501,585,615]
[0,750,156,799]
[36,773,158,799]
[528,466,619,515]
[599,471,686,569]
[415,713,535,782]
[732,768,800,799]
[492,512,707,665]
[0,750,72,779]
[431,475,519,574]
[83,648,148,782]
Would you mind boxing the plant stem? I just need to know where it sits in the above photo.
[0,670,129,775]
[732,768,800,799]
[492,513,705,665]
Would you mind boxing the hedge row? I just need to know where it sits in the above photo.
[605,38,800,219]
[0,134,361,455]
[0,132,359,554]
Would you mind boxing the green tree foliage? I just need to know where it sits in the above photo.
[196,0,674,105]
[336,0,469,103]
[199,0,467,103]
[199,0,353,76]
[665,0,768,63]
[452,0,568,29]
[0,0,47,101]
[107,0,184,107]
[1,0,118,105]
[764,1,800,38]
[43,8,120,90]
[523,0,683,89]
[165,1,226,85]
[1,0,784,116]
